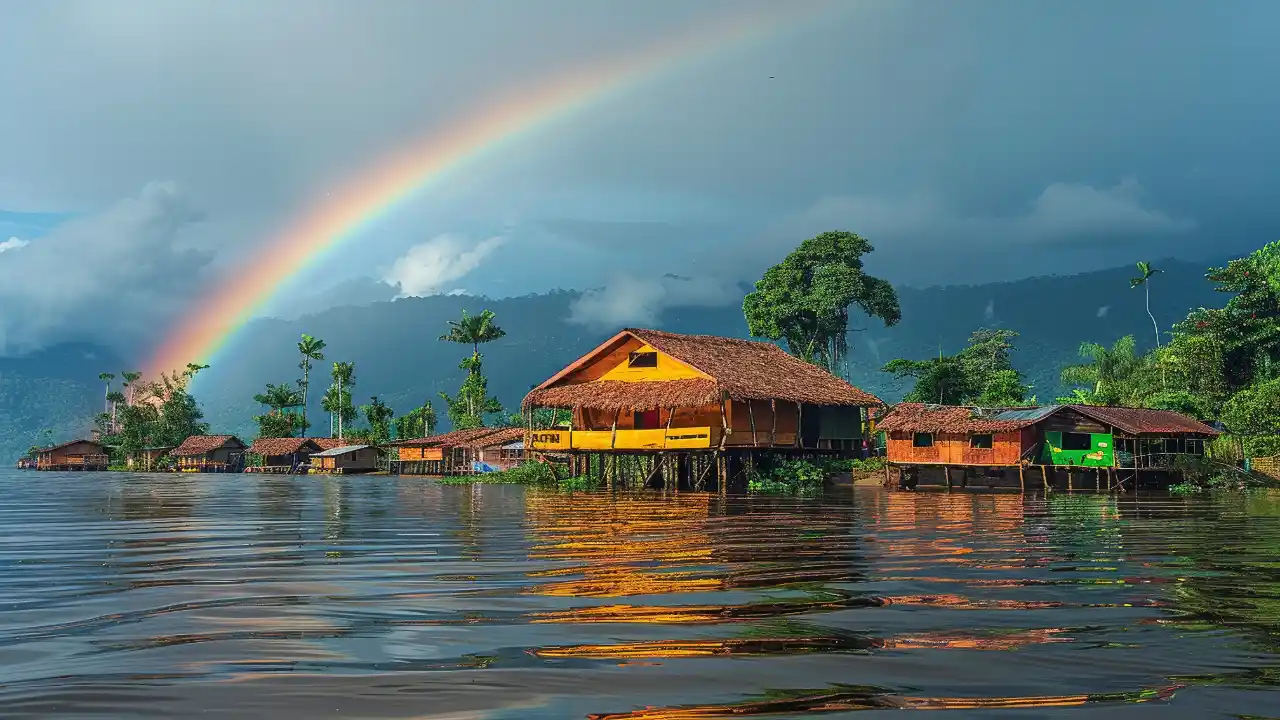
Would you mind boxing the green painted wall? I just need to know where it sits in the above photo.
[1042,431,1114,467]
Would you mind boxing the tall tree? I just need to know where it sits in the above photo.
[120,371,142,406]
[1058,336,1143,406]
[394,400,437,439]
[439,354,503,429]
[296,334,327,438]
[882,329,1030,406]
[322,361,356,438]
[359,396,395,445]
[743,230,900,371]
[98,373,115,415]
[252,382,304,439]
[439,309,506,358]
[1130,261,1163,348]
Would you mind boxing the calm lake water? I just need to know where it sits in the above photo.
[1,471,1279,718]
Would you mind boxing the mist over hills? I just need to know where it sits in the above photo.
[0,258,1227,462]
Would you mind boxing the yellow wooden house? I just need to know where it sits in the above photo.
[522,328,881,454]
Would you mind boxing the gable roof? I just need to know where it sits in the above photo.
[249,437,322,456]
[1065,405,1220,436]
[876,404,1042,434]
[524,328,881,410]
[40,438,104,453]
[877,403,1220,436]
[312,444,371,457]
[459,427,524,449]
[310,437,349,451]
[389,427,507,448]
[172,435,244,457]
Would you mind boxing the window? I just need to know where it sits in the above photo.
[628,351,657,368]
[912,432,934,448]
[970,434,993,449]
[1062,432,1092,451]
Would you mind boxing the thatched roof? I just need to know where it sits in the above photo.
[249,437,321,456]
[523,328,881,411]
[459,427,524,449]
[388,426,507,448]
[1067,406,1220,436]
[172,435,244,457]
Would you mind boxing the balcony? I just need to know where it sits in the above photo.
[527,427,716,452]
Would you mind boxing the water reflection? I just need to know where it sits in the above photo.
[0,473,1277,718]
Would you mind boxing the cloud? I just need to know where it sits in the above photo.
[567,273,741,328]
[383,235,504,298]
[0,183,211,355]
[983,299,996,322]
[0,237,28,253]
[1097,305,1111,318]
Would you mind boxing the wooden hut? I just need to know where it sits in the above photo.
[127,446,174,472]
[878,403,1220,492]
[389,427,517,475]
[310,444,378,474]
[522,328,882,491]
[171,435,246,472]
[462,427,526,473]
[247,437,322,474]
[36,439,108,471]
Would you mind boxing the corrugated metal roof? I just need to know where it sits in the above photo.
[502,441,524,450]
[311,444,371,457]
[991,406,1062,422]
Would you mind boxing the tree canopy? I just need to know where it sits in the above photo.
[882,329,1032,406]
[744,230,900,371]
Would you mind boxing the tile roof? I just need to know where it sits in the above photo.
[172,435,244,457]
[248,437,321,456]
[876,404,1038,434]
[310,437,349,450]
[1066,405,1220,436]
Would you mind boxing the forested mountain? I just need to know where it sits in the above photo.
[0,257,1227,462]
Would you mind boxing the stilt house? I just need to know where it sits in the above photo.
[127,446,174,471]
[523,328,881,454]
[878,403,1220,491]
[310,444,378,474]
[390,427,526,475]
[171,435,246,472]
[36,439,108,471]
[247,437,322,473]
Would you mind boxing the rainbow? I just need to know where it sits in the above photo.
[143,3,842,378]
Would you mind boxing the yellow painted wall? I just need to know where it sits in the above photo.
[566,337,707,384]
[527,428,715,451]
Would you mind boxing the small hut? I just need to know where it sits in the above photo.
[127,446,174,472]
[310,444,378,475]
[171,435,246,472]
[247,437,322,473]
[522,328,882,491]
[36,439,108,471]
[461,427,526,473]
[878,403,1220,491]
[390,427,513,475]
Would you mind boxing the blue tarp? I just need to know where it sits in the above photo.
[473,461,497,473]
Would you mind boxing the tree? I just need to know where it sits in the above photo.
[439,354,503,429]
[120,371,142,405]
[296,334,327,438]
[322,361,356,438]
[98,373,115,415]
[1058,336,1143,406]
[744,230,900,371]
[882,329,1030,406]
[106,390,126,432]
[252,382,305,439]
[394,400,437,439]
[1221,378,1280,457]
[1130,261,1163,348]
[439,309,506,358]
[358,396,395,445]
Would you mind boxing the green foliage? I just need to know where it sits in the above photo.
[253,410,303,439]
[439,354,503,430]
[744,230,901,371]
[96,365,210,460]
[1058,336,1144,405]
[321,361,357,436]
[433,461,571,487]
[883,328,1031,406]
[1221,378,1280,454]
[748,459,827,495]
[296,333,327,439]
[439,308,506,355]
[394,400,438,438]
[1131,260,1163,348]
[357,395,395,445]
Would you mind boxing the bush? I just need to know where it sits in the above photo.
[748,459,826,495]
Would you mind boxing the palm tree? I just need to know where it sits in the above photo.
[120,371,142,406]
[98,373,115,414]
[1130,261,1163,348]
[296,334,327,438]
[1059,335,1142,405]
[254,382,304,413]
[106,390,126,432]
[323,361,355,439]
[439,309,506,358]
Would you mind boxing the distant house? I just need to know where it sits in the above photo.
[127,446,174,472]
[310,444,378,474]
[462,427,526,473]
[36,439,108,471]
[171,435,246,472]
[247,437,322,473]
[390,427,516,475]
[877,403,1220,491]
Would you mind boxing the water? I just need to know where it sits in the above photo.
[1,471,1278,718]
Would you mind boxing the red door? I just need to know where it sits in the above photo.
[636,410,661,430]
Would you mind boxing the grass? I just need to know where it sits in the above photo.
[432,461,600,491]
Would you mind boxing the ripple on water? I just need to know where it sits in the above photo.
[0,472,1278,718]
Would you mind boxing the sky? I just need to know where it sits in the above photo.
[2,0,1279,355]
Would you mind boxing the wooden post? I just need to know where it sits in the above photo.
[795,402,803,447]
[770,399,777,446]
[944,465,952,490]
[719,395,730,450]
[748,400,758,447]
[885,461,892,488]
[1042,465,1050,490]
[611,409,620,449]
[665,406,675,449]
[717,453,728,495]
[1067,468,1074,492]
[1019,464,1026,492]
[1095,469,1101,492]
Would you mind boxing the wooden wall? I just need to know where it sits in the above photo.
[565,337,707,384]
[42,441,105,465]
[886,430,1027,466]
[397,445,444,462]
